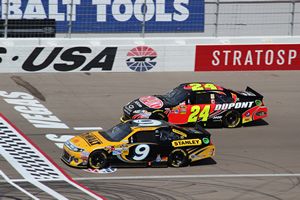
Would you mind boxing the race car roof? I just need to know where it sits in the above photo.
[126,119,169,129]
[126,119,209,134]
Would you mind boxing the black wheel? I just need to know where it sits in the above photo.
[223,110,241,128]
[168,149,188,167]
[88,150,108,169]
[150,112,168,121]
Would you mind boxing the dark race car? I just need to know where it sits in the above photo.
[121,82,268,128]
[61,119,215,169]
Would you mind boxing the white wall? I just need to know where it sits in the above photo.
[0,36,300,73]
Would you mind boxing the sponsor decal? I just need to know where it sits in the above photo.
[0,46,117,72]
[202,138,210,145]
[0,91,69,129]
[195,44,300,71]
[126,46,157,72]
[214,102,254,111]
[107,145,127,154]
[255,100,262,106]
[2,1,204,33]
[112,149,122,155]
[212,115,222,120]
[109,144,129,155]
[155,154,162,162]
[179,105,187,114]
[81,151,90,160]
[22,46,117,72]
[124,106,132,115]
[172,139,202,147]
[139,96,163,109]
[242,109,254,123]
[134,101,143,108]
[153,154,167,163]
[128,105,135,110]
[173,109,179,114]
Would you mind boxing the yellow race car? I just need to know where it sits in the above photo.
[61,119,215,169]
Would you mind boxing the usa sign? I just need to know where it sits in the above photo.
[195,44,300,71]
[0,0,204,33]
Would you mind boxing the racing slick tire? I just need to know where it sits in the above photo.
[88,150,109,169]
[168,149,189,167]
[223,110,241,128]
[150,111,168,121]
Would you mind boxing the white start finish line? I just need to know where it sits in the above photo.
[0,113,105,200]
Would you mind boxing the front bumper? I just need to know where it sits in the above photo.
[189,144,216,163]
[61,147,88,168]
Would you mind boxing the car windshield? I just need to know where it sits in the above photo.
[159,86,188,107]
[99,123,132,142]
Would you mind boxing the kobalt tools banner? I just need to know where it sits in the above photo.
[0,0,204,33]
[195,44,300,71]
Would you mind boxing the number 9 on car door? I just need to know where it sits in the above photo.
[127,131,159,162]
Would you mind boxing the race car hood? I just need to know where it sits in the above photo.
[123,95,164,116]
[69,131,110,150]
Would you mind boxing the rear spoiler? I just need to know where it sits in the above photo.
[246,87,263,98]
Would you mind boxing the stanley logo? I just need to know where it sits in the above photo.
[172,139,202,147]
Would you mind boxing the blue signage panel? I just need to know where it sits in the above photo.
[0,0,204,33]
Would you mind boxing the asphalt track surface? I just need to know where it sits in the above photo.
[1,71,300,200]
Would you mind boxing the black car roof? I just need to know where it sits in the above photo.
[125,119,209,135]
[125,119,169,128]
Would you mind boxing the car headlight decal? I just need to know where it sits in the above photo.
[65,140,85,152]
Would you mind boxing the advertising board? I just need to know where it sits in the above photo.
[0,42,195,72]
[0,0,204,33]
[195,44,300,71]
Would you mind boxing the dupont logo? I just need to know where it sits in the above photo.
[126,46,157,72]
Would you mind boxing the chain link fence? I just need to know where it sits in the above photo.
[205,0,300,36]
[0,0,299,38]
